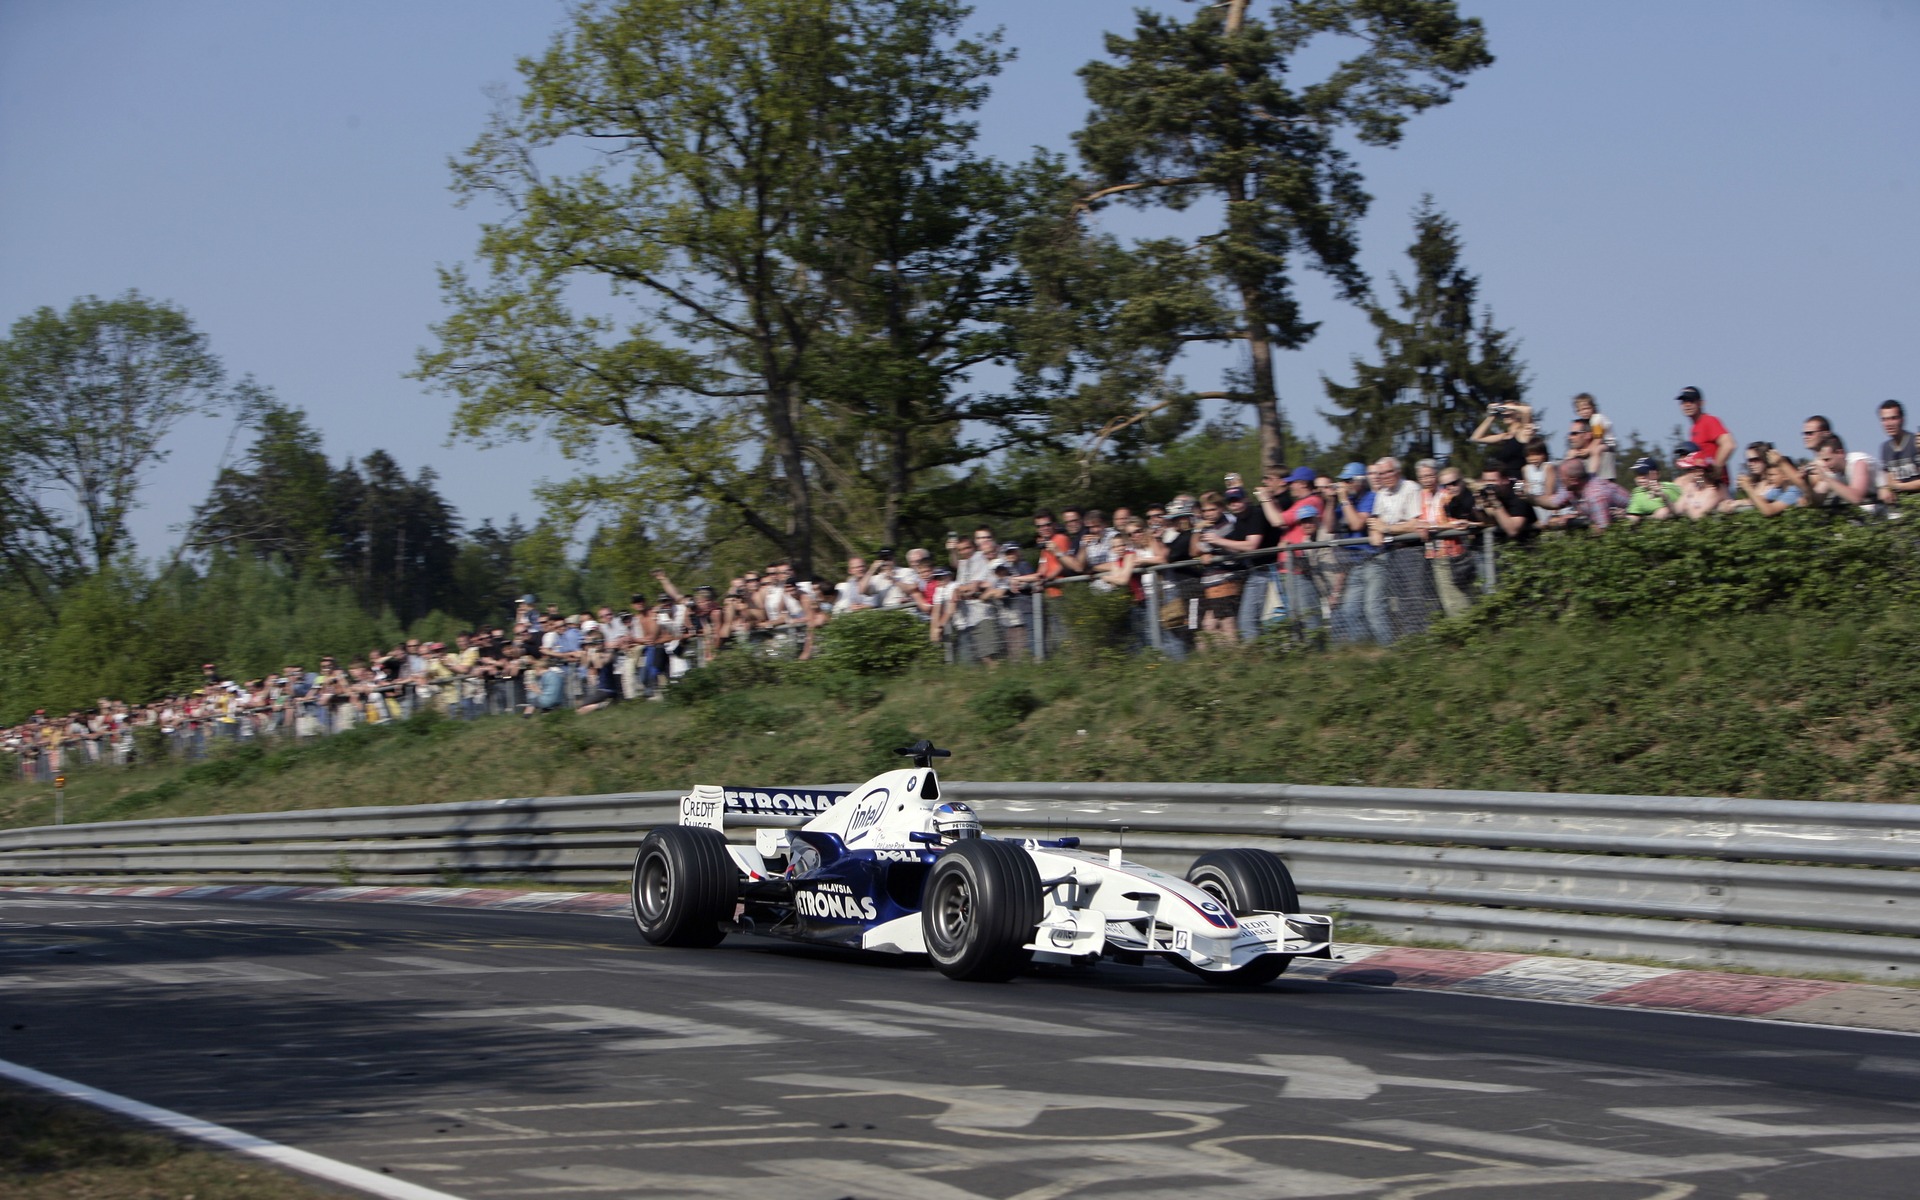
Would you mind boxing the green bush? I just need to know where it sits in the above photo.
[966,676,1044,733]
[1461,508,1920,632]
[814,609,939,676]
[1058,585,1134,660]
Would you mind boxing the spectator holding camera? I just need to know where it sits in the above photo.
[1625,457,1683,521]
[1474,468,1537,541]
[1807,433,1877,510]
[1470,401,1536,481]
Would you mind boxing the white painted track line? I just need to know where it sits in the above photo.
[0,1056,471,1200]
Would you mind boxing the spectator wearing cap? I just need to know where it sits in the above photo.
[1316,461,1375,642]
[1334,462,1396,644]
[1878,400,1920,507]
[1216,477,1274,639]
[1191,491,1246,647]
[1677,386,1736,483]
[1258,467,1325,630]
[1625,457,1682,522]
[1807,432,1877,510]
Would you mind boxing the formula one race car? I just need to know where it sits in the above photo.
[629,741,1333,983]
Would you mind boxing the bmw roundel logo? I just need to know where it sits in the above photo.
[1199,899,1222,913]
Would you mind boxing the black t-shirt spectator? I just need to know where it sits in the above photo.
[1484,437,1526,481]
[1480,485,1538,542]
[1230,504,1274,553]
[1163,530,1200,580]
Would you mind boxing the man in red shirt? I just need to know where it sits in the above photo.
[1677,386,1735,482]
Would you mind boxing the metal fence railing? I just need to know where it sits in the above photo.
[5,532,1495,780]
[3,780,1916,980]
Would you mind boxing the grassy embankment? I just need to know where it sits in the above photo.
[5,604,1918,833]
[0,1080,345,1200]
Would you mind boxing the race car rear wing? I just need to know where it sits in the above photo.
[679,784,851,831]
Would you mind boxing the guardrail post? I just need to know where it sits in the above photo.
[1032,589,1045,662]
[1145,567,1163,652]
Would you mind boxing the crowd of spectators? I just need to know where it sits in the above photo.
[9,386,1913,782]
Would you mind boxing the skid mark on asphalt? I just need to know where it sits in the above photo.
[849,999,1108,1037]
[705,999,932,1037]
[1080,1054,1535,1100]
[421,1004,782,1051]
[1348,1118,1778,1176]
[754,1072,1239,1132]
[1613,1104,1920,1139]
[1389,1051,1750,1090]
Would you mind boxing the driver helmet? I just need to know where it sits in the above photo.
[932,801,982,845]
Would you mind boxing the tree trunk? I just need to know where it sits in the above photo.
[1237,289,1288,474]
[1220,6,1284,474]
[768,380,815,577]
[885,418,908,551]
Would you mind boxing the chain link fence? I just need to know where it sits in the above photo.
[8,533,1495,783]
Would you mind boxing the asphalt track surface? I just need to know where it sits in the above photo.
[4,893,1920,1200]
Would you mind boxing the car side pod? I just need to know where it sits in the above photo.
[920,839,1043,982]
[631,825,736,948]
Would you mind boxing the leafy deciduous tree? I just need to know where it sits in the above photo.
[0,292,236,598]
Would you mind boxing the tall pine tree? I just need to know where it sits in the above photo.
[1322,198,1526,467]
[1071,0,1492,473]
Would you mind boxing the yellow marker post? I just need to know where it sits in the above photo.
[54,774,65,825]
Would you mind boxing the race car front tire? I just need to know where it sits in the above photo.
[1183,848,1301,985]
[631,825,736,948]
[922,839,1042,982]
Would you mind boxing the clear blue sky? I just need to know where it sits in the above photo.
[2,0,1916,555]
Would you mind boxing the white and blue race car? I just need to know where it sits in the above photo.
[630,742,1333,983]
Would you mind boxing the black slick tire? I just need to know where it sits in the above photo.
[631,825,736,948]
[1182,848,1300,986]
[921,839,1042,982]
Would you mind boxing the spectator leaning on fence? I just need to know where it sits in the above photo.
[1474,466,1536,541]
[1674,452,1727,519]
[1807,433,1877,510]
[1729,443,1805,515]
[1625,456,1682,522]
[1368,456,1425,643]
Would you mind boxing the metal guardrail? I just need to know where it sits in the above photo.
[3,782,1917,980]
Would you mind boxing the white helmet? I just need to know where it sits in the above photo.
[932,801,981,845]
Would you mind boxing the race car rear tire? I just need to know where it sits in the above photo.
[922,839,1041,982]
[1183,848,1300,986]
[631,826,735,948]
